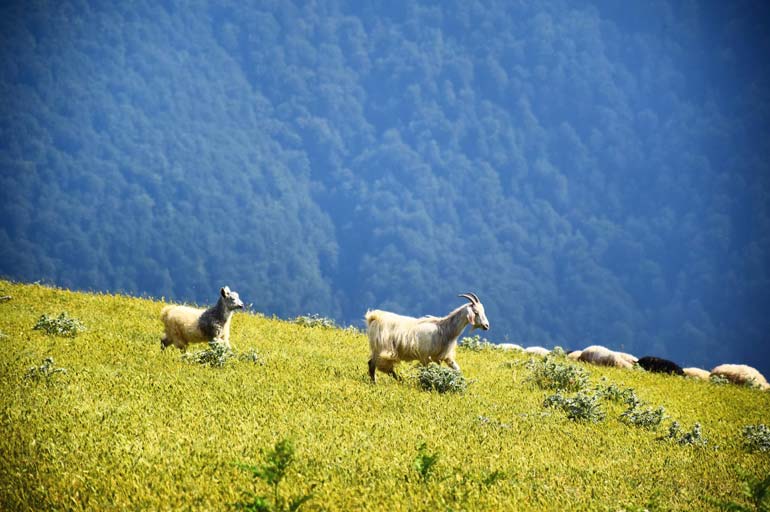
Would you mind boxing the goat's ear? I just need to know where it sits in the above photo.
[220,287,228,298]
[466,306,475,325]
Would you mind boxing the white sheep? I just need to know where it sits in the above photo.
[160,286,244,351]
[497,343,523,351]
[567,350,583,361]
[616,351,638,365]
[365,293,490,383]
[577,345,633,369]
[524,346,550,356]
[710,364,770,390]
[683,367,710,381]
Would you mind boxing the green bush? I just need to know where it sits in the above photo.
[544,391,606,423]
[293,314,336,329]
[597,383,638,405]
[667,421,708,447]
[620,404,667,430]
[32,312,85,337]
[182,341,234,368]
[23,357,67,382]
[528,356,589,392]
[710,374,730,386]
[416,364,468,394]
[413,442,440,482]
[234,439,313,512]
[459,335,493,351]
[742,424,770,453]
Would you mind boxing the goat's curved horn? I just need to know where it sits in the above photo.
[458,293,479,304]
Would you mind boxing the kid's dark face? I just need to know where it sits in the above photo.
[226,291,244,310]
[221,287,244,310]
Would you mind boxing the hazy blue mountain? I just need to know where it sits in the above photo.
[2,0,769,375]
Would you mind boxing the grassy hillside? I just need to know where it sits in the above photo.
[1,280,768,511]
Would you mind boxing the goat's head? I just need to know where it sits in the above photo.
[458,292,490,331]
[220,286,245,311]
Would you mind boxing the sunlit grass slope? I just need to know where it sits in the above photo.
[1,280,768,511]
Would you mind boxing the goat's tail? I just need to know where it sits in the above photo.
[364,309,381,327]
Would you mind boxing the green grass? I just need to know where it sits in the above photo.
[1,279,768,511]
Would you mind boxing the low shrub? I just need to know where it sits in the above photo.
[24,357,67,382]
[598,384,641,410]
[459,334,493,351]
[234,439,313,512]
[544,391,605,423]
[528,356,589,392]
[416,364,468,394]
[742,424,770,453]
[413,442,440,482]
[620,404,667,430]
[293,314,336,329]
[182,341,234,368]
[238,348,266,365]
[667,421,708,447]
[710,374,730,386]
[32,312,86,337]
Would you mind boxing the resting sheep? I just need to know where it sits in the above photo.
[683,367,710,381]
[524,346,550,356]
[567,350,583,361]
[498,343,523,351]
[365,293,490,383]
[637,356,685,375]
[160,286,244,351]
[577,345,633,369]
[710,364,770,390]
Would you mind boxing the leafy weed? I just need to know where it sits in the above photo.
[32,312,85,337]
[234,439,313,512]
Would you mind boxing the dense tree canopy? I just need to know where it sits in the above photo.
[1,0,769,375]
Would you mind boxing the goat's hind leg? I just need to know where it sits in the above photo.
[374,358,401,382]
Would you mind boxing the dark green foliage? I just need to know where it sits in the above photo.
[32,312,85,337]
[293,314,337,329]
[543,391,606,423]
[708,469,770,512]
[182,341,234,368]
[598,383,639,406]
[620,404,667,430]
[416,364,468,394]
[238,348,265,365]
[183,343,265,368]
[23,357,67,382]
[413,442,439,482]
[528,356,589,392]
[667,421,708,447]
[234,440,313,512]
[743,425,770,453]
[459,335,493,352]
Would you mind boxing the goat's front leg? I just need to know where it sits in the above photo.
[444,358,461,372]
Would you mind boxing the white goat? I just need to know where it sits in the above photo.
[365,293,490,383]
[711,364,770,390]
[160,286,244,351]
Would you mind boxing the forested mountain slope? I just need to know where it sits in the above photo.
[1,0,769,374]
